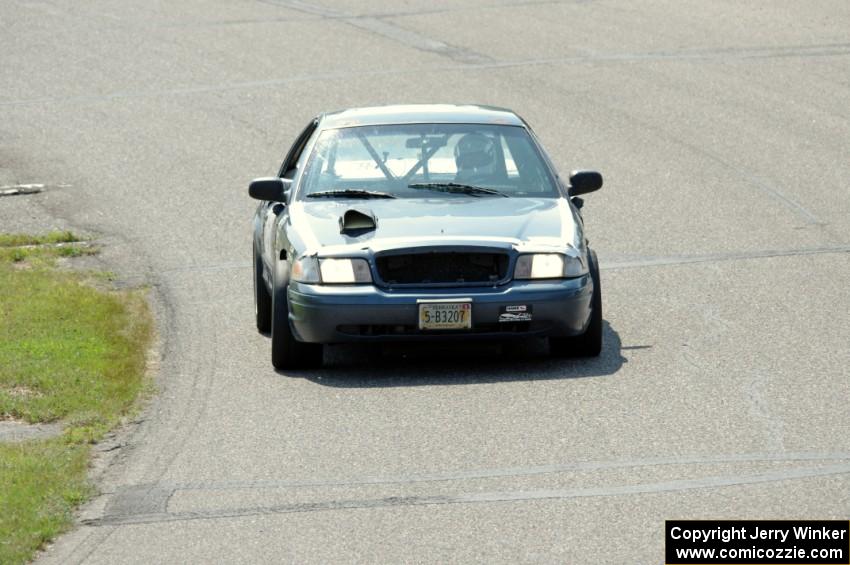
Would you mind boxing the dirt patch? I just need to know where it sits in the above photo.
[0,421,64,443]
[3,385,43,399]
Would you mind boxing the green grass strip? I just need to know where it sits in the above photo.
[0,234,152,564]
[0,231,80,247]
[0,440,91,564]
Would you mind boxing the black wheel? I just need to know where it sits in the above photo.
[550,249,602,358]
[271,278,323,370]
[254,246,272,333]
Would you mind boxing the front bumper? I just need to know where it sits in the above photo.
[287,276,593,344]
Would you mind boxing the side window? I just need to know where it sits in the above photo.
[504,132,550,193]
[278,119,318,179]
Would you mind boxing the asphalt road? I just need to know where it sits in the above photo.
[2,1,849,563]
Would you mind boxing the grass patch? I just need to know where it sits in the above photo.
[0,441,90,564]
[0,232,152,564]
[0,230,95,264]
[0,231,79,247]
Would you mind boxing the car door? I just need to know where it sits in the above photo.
[260,119,318,272]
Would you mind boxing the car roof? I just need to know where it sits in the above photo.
[318,104,527,129]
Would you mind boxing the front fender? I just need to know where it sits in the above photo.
[271,252,292,294]
[252,203,265,250]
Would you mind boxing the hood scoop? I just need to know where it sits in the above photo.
[339,208,377,236]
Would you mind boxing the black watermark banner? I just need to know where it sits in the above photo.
[666,520,849,564]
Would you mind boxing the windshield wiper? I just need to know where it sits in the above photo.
[307,189,397,199]
[407,182,508,197]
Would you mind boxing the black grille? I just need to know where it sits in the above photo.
[376,251,509,286]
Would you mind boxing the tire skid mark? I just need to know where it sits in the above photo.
[667,137,822,226]
[602,244,850,270]
[47,526,119,565]
[141,278,222,485]
[744,370,786,452]
[259,0,493,64]
[84,458,850,527]
[557,84,827,228]
[682,350,786,454]
[346,17,493,64]
[349,0,593,20]
[109,255,221,488]
[121,451,850,493]
[254,0,581,21]
[3,43,850,108]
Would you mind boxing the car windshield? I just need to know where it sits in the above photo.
[298,123,559,199]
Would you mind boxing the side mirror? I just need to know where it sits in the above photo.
[248,177,291,203]
[568,170,603,196]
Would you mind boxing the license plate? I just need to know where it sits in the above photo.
[418,302,472,330]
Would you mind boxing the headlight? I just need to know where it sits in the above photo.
[291,256,320,283]
[514,253,587,279]
[319,258,372,284]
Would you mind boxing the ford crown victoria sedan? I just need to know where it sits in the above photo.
[250,104,603,369]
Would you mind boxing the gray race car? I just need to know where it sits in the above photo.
[250,104,603,369]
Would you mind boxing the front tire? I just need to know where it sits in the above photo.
[550,249,602,358]
[254,246,272,333]
[271,278,323,370]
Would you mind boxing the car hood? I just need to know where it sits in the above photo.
[288,197,583,256]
